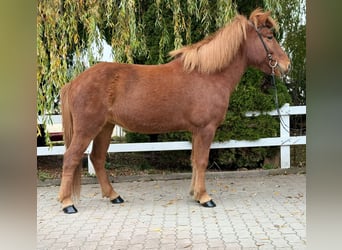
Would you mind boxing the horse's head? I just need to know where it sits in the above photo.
[245,9,290,77]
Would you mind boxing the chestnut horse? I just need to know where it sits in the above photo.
[58,8,290,213]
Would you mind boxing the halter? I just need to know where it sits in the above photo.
[252,23,290,133]
[253,24,278,75]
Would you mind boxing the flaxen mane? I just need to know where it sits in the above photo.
[169,8,278,74]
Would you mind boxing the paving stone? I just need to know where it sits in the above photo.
[258,245,275,250]
[37,173,306,249]
[207,238,226,248]
[238,238,257,248]
[270,237,291,248]
[292,242,307,250]
[223,242,242,249]
[143,239,160,248]
[191,243,210,249]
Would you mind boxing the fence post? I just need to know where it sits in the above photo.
[85,141,95,175]
[88,155,95,175]
[280,103,291,169]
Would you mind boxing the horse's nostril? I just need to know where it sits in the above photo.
[279,61,291,75]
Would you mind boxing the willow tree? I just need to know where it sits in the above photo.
[37,0,305,115]
[37,0,305,168]
[37,0,236,143]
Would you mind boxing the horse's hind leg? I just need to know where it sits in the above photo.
[90,123,124,203]
[58,133,94,212]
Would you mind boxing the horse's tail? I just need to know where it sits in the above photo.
[61,83,81,202]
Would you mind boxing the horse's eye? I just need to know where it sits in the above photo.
[267,35,273,40]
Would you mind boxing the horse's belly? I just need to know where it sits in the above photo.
[115,120,186,134]
[111,109,187,134]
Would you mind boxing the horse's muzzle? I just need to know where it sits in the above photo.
[277,61,291,76]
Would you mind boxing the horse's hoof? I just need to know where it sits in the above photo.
[200,199,216,208]
[62,205,78,214]
[111,196,124,204]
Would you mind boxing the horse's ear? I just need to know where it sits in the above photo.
[249,9,267,25]
[249,8,278,31]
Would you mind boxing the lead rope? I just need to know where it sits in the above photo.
[269,61,292,134]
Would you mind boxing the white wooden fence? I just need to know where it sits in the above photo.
[37,103,306,174]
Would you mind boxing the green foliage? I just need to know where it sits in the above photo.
[210,145,279,170]
[215,68,291,142]
[210,66,291,168]
[37,170,53,181]
[125,132,151,143]
[215,114,278,142]
[116,0,296,169]
[214,148,266,169]
[38,0,305,169]
[262,163,276,170]
[159,132,192,142]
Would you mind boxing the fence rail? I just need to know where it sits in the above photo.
[37,103,306,173]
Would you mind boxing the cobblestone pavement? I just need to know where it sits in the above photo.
[37,173,306,249]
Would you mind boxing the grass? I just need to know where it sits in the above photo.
[262,163,276,170]
[37,170,53,181]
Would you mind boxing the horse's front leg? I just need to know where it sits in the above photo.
[189,137,196,196]
[189,164,197,196]
[191,126,217,207]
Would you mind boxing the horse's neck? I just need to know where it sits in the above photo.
[219,50,248,92]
